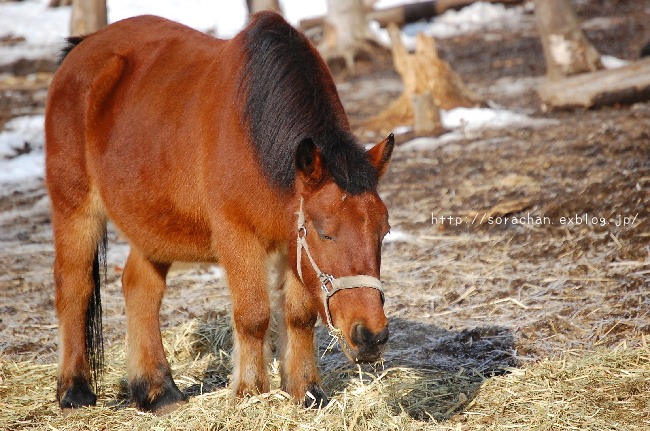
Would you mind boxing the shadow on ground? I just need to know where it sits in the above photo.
[172,313,517,422]
[318,317,517,421]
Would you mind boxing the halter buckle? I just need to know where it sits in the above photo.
[319,273,334,294]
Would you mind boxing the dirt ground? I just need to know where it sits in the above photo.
[0,0,648,409]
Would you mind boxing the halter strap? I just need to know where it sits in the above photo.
[296,197,385,330]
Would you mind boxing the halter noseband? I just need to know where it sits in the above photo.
[296,197,385,331]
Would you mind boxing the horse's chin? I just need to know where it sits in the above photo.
[339,338,386,364]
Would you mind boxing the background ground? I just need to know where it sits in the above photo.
[0,1,648,429]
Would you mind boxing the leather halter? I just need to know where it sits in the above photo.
[296,197,385,331]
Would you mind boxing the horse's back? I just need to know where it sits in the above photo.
[46,16,237,262]
[47,15,230,177]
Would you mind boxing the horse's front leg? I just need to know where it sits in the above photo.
[122,247,187,413]
[218,227,271,396]
[278,269,328,408]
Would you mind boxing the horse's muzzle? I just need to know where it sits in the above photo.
[349,323,389,363]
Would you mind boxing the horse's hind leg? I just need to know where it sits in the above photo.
[52,198,105,409]
[277,266,327,408]
[121,247,187,412]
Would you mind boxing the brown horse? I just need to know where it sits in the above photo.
[45,11,394,413]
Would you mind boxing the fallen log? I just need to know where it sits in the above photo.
[538,57,650,109]
[300,0,524,31]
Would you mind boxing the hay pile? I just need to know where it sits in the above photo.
[1,318,648,431]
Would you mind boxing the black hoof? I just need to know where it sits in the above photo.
[130,373,188,413]
[58,377,97,409]
[303,383,328,409]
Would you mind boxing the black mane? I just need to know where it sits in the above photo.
[239,12,378,194]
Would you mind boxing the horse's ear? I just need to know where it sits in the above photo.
[296,138,324,185]
[367,133,395,178]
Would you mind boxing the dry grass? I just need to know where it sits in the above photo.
[454,344,650,430]
[1,317,648,431]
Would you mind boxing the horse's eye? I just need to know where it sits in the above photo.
[318,231,335,241]
[313,220,335,241]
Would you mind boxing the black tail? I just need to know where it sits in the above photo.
[86,229,107,392]
[58,35,85,65]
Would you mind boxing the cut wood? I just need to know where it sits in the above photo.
[365,24,479,135]
[534,0,602,81]
[538,58,650,109]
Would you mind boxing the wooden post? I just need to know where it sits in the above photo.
[246,0,282,15]
[70,0,107,36]
[534,0,602,81]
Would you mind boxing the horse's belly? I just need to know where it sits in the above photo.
[101,188,215,263]
[92,117,216,262]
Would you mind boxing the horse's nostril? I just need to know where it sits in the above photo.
[351,324,389,347]
[375,326,389,346]
[351,324,366,346]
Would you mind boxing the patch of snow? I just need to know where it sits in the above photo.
[392,125,413,135]
[0,0,69,64]
[373,1,528,49]
[0,152,44,184]
[442,107,555,130]
[0,115,45,158]
[399,107,559,151]
[383,230,416,244]
[421,1,527,38]
[107,242,131,269]
[0,115,45,188]
[399,131,465,151]
[601,55,628,69]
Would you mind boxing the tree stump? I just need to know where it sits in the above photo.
[246,0,282,15]
[534,0,602,81]
[365,24,479,135]
[319,0,388,72]
[70,0,107,36]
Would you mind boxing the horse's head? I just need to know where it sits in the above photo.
[291,133,394,363]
